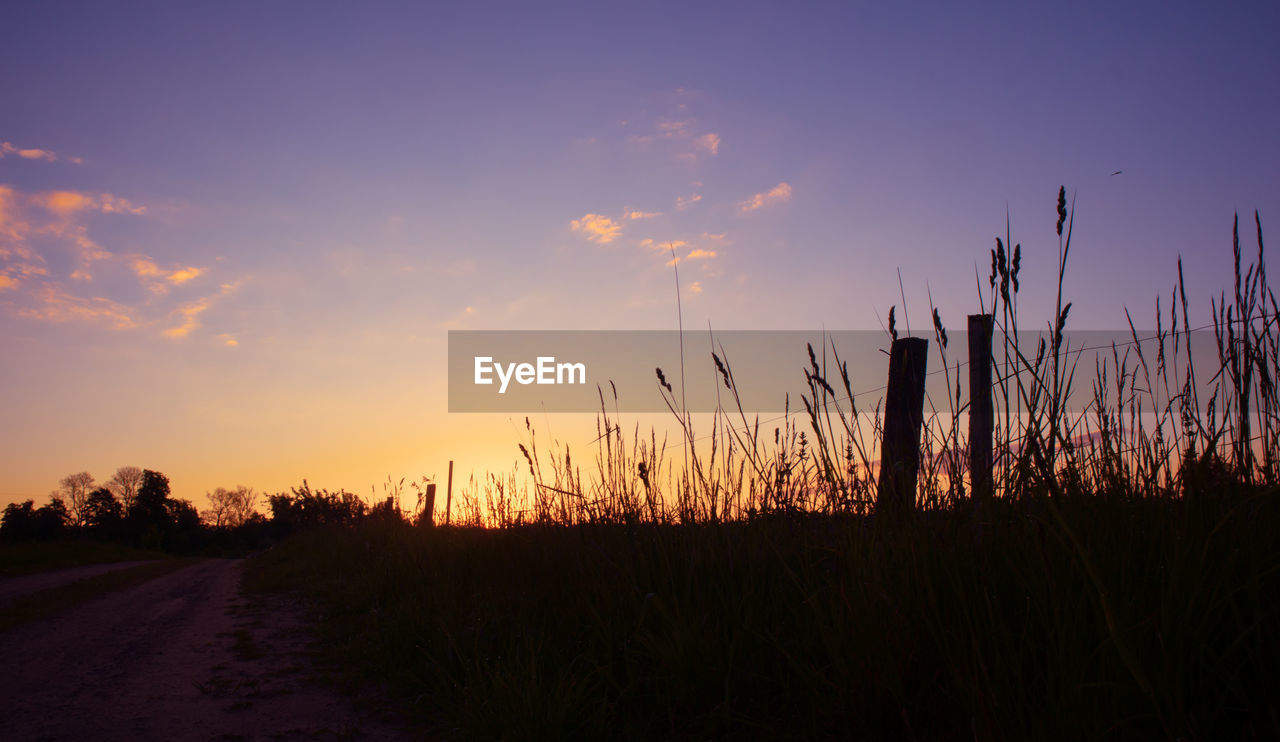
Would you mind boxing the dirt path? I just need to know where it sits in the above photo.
[0,559,415,741]
[0,560,156,607]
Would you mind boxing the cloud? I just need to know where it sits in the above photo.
[96,194,146,215]
[0,141,82,165]
[626,210,662,220]
[656,119,693,136]
[675,193,702,211]
[638,238,685,252]
[129,257,205,294]
[217,333,239,347]
[131,258,162,278]
[1,141,82,164]
[163,300,210,337]
[665,247,716,267]
[37,190,146,217]
[689,281,702,294]
[1,191,146,285]
[42,191,92,216]
[166,266,203,285]
[570,213,623,244]
[0,260,49,291]
[163,282,239,338]
[738,182,792,213]
[621,102,720,162]
[1,180,230,341]
[18,286,136,329]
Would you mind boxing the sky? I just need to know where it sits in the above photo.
[2,0,1278,510]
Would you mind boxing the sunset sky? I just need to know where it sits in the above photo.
[2,1,1278,510]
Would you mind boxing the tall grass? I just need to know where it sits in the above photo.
[439,192,1275,524]
[249,191,1280,740]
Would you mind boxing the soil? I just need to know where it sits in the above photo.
[0,561,155,607]
[0,559,417,741]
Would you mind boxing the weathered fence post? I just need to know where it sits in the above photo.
[968,314,994,502]
[423,483,437,527]
[876,337,929,516]
[445,460,454,526]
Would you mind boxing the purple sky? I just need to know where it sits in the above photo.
[2,1,1277,507]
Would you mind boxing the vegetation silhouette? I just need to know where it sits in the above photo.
[3,187,1277,739]
[242,190,1280,741]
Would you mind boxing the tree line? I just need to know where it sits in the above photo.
[2,467,411,552]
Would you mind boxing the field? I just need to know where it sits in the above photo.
[247,199,1280,740]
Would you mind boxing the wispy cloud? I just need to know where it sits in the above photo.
[1,180,230,341]
[129,258,206,294]
[0,141,82,164]
[665,247,717,267]
[167,266,203,285]
[638,238,685,251]
[657,119,692,136]
[570,213,623,244]
[696,133,720,156]
[621,98,721,162]
[163,282,240,338]
[37,190,146,217]
[675,193,702,211]
[18,286,136,329]
[41,191,92,216]
[738,182,792,213]
[626,209,662,220]
[689,281,703,294]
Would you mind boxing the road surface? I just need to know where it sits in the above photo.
[0,559,413,741]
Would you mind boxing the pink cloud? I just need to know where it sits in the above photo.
[570,213,623,244]
[739,182,792,213]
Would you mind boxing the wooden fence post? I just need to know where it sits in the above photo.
[968,314,994,502]
[876,337,929,516]
[445,460,454,526]
[423,483,437,527]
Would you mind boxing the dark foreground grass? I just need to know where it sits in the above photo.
[0,558,197,632]
[0,539,169,577]
[246,483,1279,741]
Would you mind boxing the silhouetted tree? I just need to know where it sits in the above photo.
[268,480,368,535]
[128,469,170,522]
[127,469,173,547]
[204,485,259,528]
[1,500,37,540]
[165,498,204,550]
[1,498,69,540]
[56,471,96,528]
[84,487,124,535]
[106,466,144,511]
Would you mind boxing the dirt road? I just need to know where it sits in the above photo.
[0,559,413,741]
[0,560,156,607]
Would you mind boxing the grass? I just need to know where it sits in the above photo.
[0,539,168,577]
[248,490,1278,740]
[0,558,198,632]
[247,192,1280,740]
